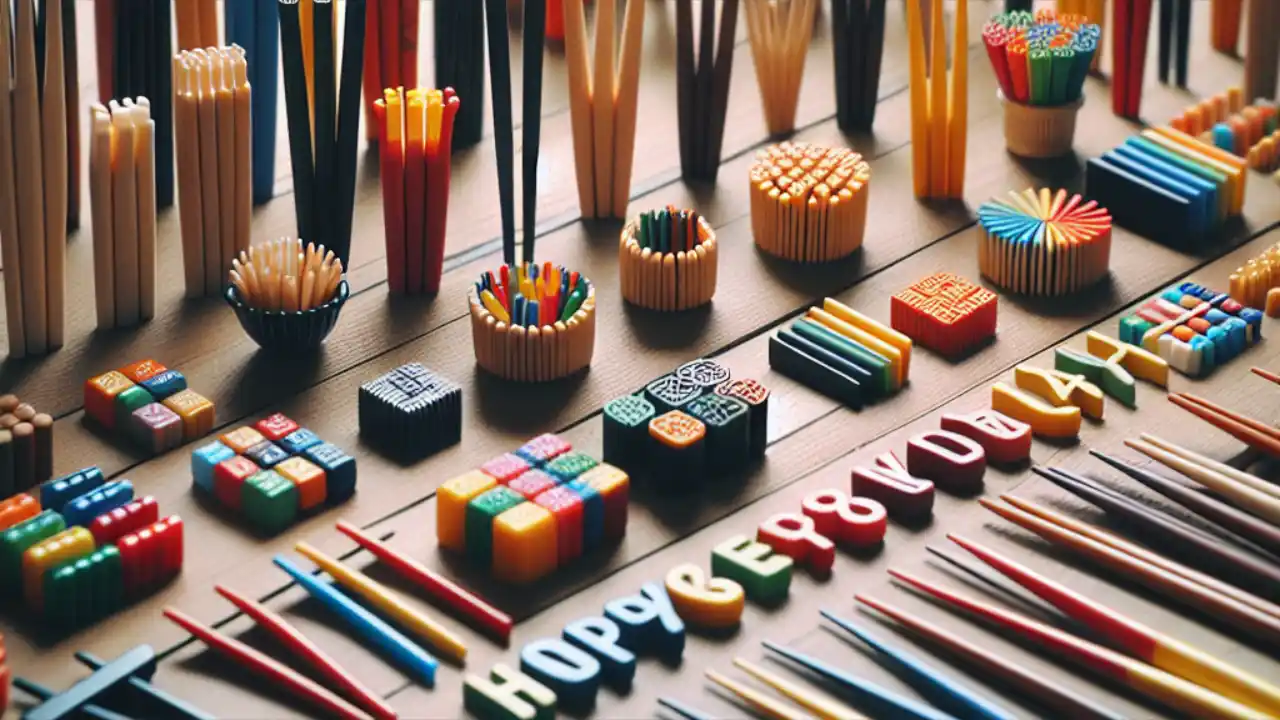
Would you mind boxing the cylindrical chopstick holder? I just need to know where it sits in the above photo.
[469,282,597,382]
[619,213,718,311]
[749,143,872,263]
[1000,91,1084,158]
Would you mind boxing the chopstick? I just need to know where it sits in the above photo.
[1132,433,1280,501]
[732,657,866,720]
[1251,367,1280,386]
[522,0,545,263]
[1168,392,1280,458]
[657,696,716,720]
[704,667,812,720]
[482,0,516,266]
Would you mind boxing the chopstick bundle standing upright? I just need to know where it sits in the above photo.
[743,0,817,136]
[1244,0,1280,102]
[89,100,158,330]
[277,0,366,266]
[831,0,887,132]
[905,0,968,199]
[375,87,460,295]
[1111,0,1153,118]
[226,0,281,204]
[435,0,485,149]
[1211,0,1243,53]
[1156,0,1192,86]
[0,0,68,358]
[173,47,253,299]
[675,0,740,183]
[363,0,421,140]
[563,0,647,219]
[175,0,220,50]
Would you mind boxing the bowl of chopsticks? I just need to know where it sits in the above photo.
[225,237,349,351]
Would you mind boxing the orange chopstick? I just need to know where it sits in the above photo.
[1251,367,1280,386]
[1169,392,1280,457]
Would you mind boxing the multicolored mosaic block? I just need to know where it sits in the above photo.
[191,413,356,534]
[1117,282,1263,376]
[716,379,771,460]
[676,358,732,395]
[359,363,462,460]
[685,394,749,472]
[84,360,212,454]
[649,411,708,486]
[891,273,998,358]
[437,434,629,584]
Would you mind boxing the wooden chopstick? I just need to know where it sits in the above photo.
[1169,392,1280,458]
[1252,367,1280,386]
[1114,441,1280,526]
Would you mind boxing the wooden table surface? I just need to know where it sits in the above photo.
[4,1,1280,717]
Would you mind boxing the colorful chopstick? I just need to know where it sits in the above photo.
[1169,392,1280,458]
[705,667,811,720]
[1252,366,1280,385]
[1127,434,1280,502]
[982,10,1098,105]
[733,657,866,720]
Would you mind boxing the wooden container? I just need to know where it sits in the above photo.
[748,142,871,263]
[1001,92,1084,159]
[469,283,597,382]
[619,212,718,311]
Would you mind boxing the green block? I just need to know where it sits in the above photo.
[114,385,156,428]
[1056,347,1135,408]
[464,664,557,720]
[91,546,124,619]
[242,471,299,534]
[544,452,598,483]
[1119,315,1154,346]
[711,534,793,606]
[44,564,79,627]
[0,510,67,593]
[793,319,893,396]
[72,556,97,626]
[466,487,525,569]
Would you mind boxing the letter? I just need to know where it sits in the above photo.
[562,617,636,690]
[906,429,986,492]
[800,489,887,548]
[519,639,601,711]
[849,452,934,520]
[463,663,556,720]
[603,582,686,662]
[940,409,1032,465]
[663,563,745,629]
[710,535,793,606]
[756,513,835,574]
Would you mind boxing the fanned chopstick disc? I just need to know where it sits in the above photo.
[749,143,871,263]
[977,188,1112,296]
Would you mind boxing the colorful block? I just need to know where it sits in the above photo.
[644,374,703,415]
[88,496,160,546]
[664,563,745,629]
[515,434,572,466]
[492,503,558,584]
[535,486,585,564]
[1056,346,1136,407]
[42,545,123,629]
[244,440,290,469]
[214,456,260,510]
[255,413,300,441]
[563,617,638,691]
[891,272,998,358]
[1116,282,1263,377]
[305,443,358,502]
[803,309,903,390]
[648,411,706,485]
[466,487,526,568]
[191,441,236,494]
[1086,330,1169,388]
[544,452,598,483]
[117,515,184,598]
[119,359,167,384]
[275,457,326,510]
[685,393,749,473]
[437,471,498,552]
[279,428,323,455]
[0,511,67,591]
[464,664,556,720]
[676,358,731,395]
[139,370,187,400]
[939,409,1032,465]
[520,639,601,710]
[756,513,835,574]
[711,535,793,606]
[220,426,268,455]
[1014,365,1105,420]
[130,403,184,454]
[358,363,462,459]
[602,583,686,661]
[162,389,216,440]
[114,386,154,431]
[0,494,40,532]
[906,430,987,492]
[801,490,887,548]
[602,394,656,469]
[508,470,558,501]
[242,471,299,534]
[849,452,935,520]
[64,480,135,528]
[716,379,771,460]
[481,454,532,484]
[84,371,135,430]
[992,382,1082,439]
[23,527,96,610]
[579,464,629,541]
[40,466,105,514]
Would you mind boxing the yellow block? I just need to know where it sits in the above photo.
[822,298,913,380]
[1085,331,1169,387]
[992,382,1081,439]
[807,307,906,388]
[437,470,497,552]
[492,503,558,584]
[664,563,745,629]
[1014,365,1105,420]
[23,527,95,611]
[1141,129,1245,215]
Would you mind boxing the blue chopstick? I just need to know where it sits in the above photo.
[657,696,717,720]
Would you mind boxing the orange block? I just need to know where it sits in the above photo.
[0,494,40,532]
[219,426,267,454]
[84,371,136,430]
[162,389,216,440]
[119,359,167,384]
[275,457,327,510]
[437,471,498,552]
[492,503,558,584]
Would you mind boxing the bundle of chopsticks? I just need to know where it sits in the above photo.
[433,0,484,149]
[831,0,886,133]
[362,0,421,140]
[675,0,739,183]
[1169,391,1280,459]
[230,238,345,312]
[743,0,817,136]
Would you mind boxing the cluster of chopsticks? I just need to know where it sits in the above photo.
[1168,384,1280,459]
[983,9,1099,107]
[229,237,344,312]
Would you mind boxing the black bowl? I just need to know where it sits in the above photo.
[225,280,350,351]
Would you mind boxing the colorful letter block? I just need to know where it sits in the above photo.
[162,389,216,440]
[602,583,685,661]
[849,452,935,520]
[544,453,598,484]
[891,273,998,358]
[1014,365,1105,420]
[756,513,835,575]
[464,664,556,720]
[274,457,326,510]
[508,470,559,501]
[244,440,291,469]
[83,371,135,430]
[991,382,1082,439]
[214,456,260,511]
[86,361,214,448]
[255,413,300,441]
[519,639,601,710]
[220,426,267,455]
[130,403,184,454]
[119,359,166,384]
[800,490,887,548]
[664,563,745,629]
[940,409,1032,465]
[242,471,299,535]
[563,617,638,690]
[23,526,95,610]
[711,535,793,606]
[906,430,987,492]
[191,442,235,494]
[139,370,187,400]
[0,511,66,591]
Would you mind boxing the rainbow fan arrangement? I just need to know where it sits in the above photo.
[977,188,1113,297]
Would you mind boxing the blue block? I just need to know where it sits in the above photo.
[192,442,236,494]
[279,428,322,455]
[602,583,685,662]
[1206,326,1230,361]
[139,370,187,400]
[1189,335,1214,372]
[1241,308,1263,339]
[563,617,636,691]
[41,467,105,513]
[305,443,357,502]
[519,639,601,711]
[64,480,135,527]
[565,480,604,551]
[244,440,290,469]
[1224,317,1247,355]
[1163,288,1187,304]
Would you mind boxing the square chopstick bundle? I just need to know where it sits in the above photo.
[225,0,281,204]
[89,100,158,330]
[906,0,968,198]
[363,0,421,140]
[675,0,740,183]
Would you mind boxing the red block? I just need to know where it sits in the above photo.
[801,489,887,548]
[534,486,584,565]
[214,456,260,511]
[255,413,300,442]
[480,453,532,484]
[891,273,998,357]
[849,452,934,520]
[119,515,184,598]
[939,409,1032,465]
[906,430,987,492]
[118,359,167,384]
[89,496,160,546]
[508,470,558,500]
[756,513,835,574]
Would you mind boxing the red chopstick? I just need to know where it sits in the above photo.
[380,0,401,92]
[335,520,513,641]
[376,100,406,294]
[1252,367,1280,386]
[400,0,419,89]
[214,586,397,720]
[423,90,458,294]
[404,113,426,295]
[1127,0,1154,117]
[1169,393,1280,458]
[1112,0,1131,116]
[163,607,373,720]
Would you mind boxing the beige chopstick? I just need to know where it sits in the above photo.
[14,0,46,354]
[89,105,115,328]
[41,0,66,347]
[0,0,25,357]
[111,100,139,327]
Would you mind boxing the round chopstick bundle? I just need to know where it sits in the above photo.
[978,188,1112,296]
[469,264,596,382]
[225,237,349,350]
[619,207,718,311]
[748,143,871,263]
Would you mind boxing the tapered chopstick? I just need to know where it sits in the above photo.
[1134,433,1280,501]
[705,667,811,720]
[658,696,716,720]
[1252,367,1280,386]
[522,0,545,263]
[482,0,515,265]
[733,657,866,720]
[1169,392,1280,458]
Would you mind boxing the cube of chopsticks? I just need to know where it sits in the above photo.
[172,47,252,300]
[977,188,1112,296]
[225,0,281,205]
[564,0,646,219]
[375,87,459,296]
[89,100,158,330]
[906,0,968,199]
[0,0,69,359]
[619,207,718,311]
[434,0,484,149]
[363,0,421,141]
[675,0,740,183]
[831,0,887,133]
[748,143,872,262]
[469,265,596,382]
[174,0,219,50]
[744,0,817,136]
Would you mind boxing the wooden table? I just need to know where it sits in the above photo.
[4,2,1280,717]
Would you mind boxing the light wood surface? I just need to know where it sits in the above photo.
[3,2,1280,718]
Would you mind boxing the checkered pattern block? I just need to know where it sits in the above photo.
[84,360,214,455]
[1118,282,1263,377]
[359,363,462,459]
[437,434,629,585]
[891,273,998,357]
[190,414,356,534]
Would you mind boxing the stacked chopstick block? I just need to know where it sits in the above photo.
[225,0,281,204]
[0,0,68,358]
[94,0,173,209]
[564,0,645,219]
[1086,127,1247,247]
[906,0,968,199]
[0,395,54,496]
[173,47,252,299]
[89,100,158,329]
[1228,241,1280,310]
[1211,0,1243,53]
[1,470,183,631]
[619,207,718,311]
[983,10,1098,106]
[375,87,459,295]
[978,188,1113,296]
[438,433,629,584]
[748,143,872,262]
[85,359,215,453]
[1056,0,1105,70]
[676,0,739,182]
[363,0,421,140]
[743,0,817,135]
[278,0,367,265]
[434,0,484,149]
[1111,0,1154,118]
[770,297,912,407]
[831,0,887,132]
[175,0,219,50]
[469,264,597,382]
[1116,281,1262,377]
[358,363,462,460]
[892,272,998,357]
[192,413,356,534]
